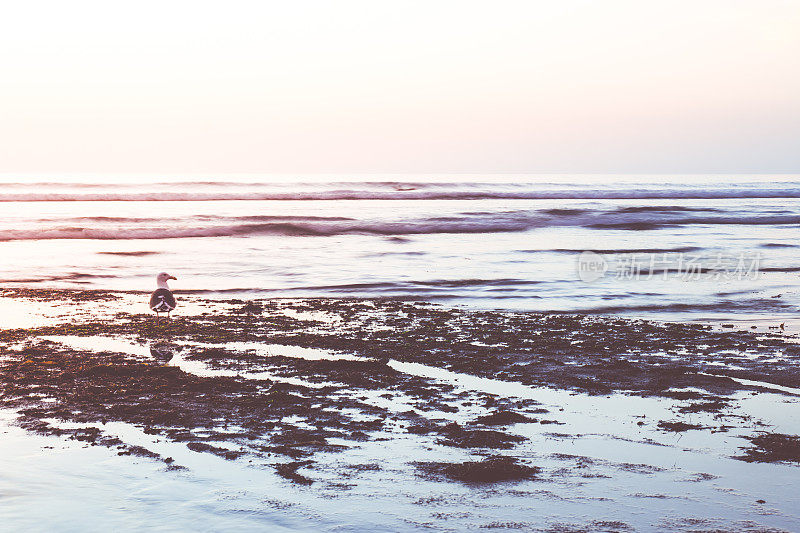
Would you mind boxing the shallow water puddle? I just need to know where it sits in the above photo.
[0,293,224,331]
[41,335,152,358]
[698,372,800,396]
[37,334,800,455]
[0,297,67,328]
[308,417,800,533]
[387,359,800,458]
[184,339,367,361]
[0,409,344,532]
[168,350,341,389]
[367,364,800,530]
[40,334,361,363]
[5,342,800,530]
[5,398,800,533]
[39,335,339,389]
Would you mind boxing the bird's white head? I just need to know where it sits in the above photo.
[156,272,177,289]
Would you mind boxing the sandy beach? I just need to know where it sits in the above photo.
[2,288,799,532]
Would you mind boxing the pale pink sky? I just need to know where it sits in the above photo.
[1,0,798,174]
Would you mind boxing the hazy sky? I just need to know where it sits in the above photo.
[1,0,798,175]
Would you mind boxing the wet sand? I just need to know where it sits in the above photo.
[1,288,800,532]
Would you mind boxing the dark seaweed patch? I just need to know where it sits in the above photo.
[415,455,540,484]
[275,460,315,485]
[737,433,800,463]
[657,421,705,432]
[473,410,536,426]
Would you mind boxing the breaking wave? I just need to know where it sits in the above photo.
[2,207,800,241]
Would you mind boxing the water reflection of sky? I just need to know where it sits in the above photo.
[3,330,800,531]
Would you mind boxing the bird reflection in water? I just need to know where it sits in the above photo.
[149,341,181,364]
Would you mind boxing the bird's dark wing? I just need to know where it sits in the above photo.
[149,288,177,311]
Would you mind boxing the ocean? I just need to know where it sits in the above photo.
[3,174,800,533]
[1,174,798,322]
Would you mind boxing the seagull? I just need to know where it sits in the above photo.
[150,272,177,321]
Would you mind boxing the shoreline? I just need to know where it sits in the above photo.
[2,289,800,531]
[2,286,798,330]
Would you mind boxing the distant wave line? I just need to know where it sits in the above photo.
[2,188,800,202]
